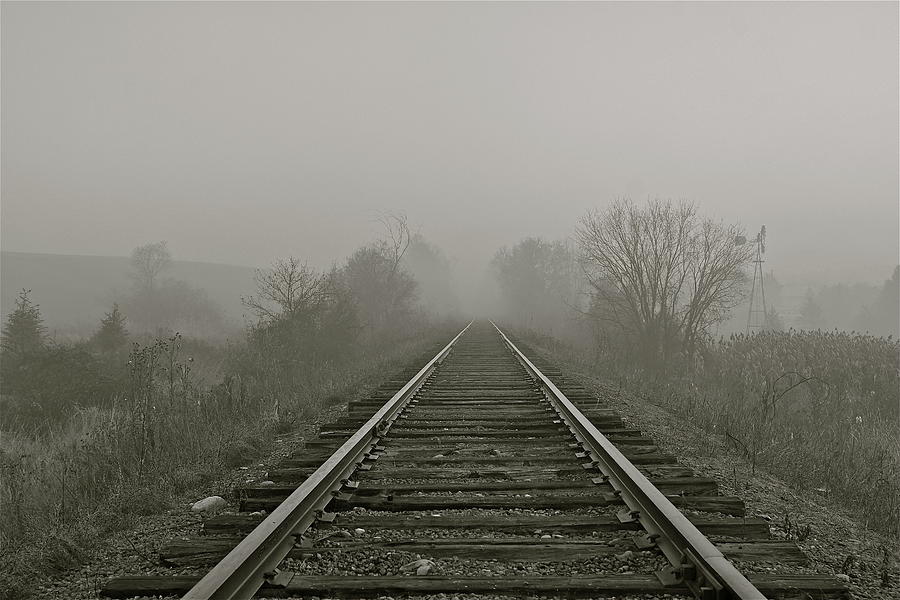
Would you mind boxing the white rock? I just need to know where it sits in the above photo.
[191,496,227,514]
[354,528,366,536]
[257,480,275,486]
[835,573,850,583]
[540,534,552,539]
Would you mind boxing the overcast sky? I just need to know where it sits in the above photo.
[2,1,898,287]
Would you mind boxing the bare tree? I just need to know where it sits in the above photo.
[130,241,172,292]
[242,257,325,322]
[376,211,412,277]
[577,199,753,363]
[343,213,418,335]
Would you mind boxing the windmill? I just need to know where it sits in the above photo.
[743,226,767,334]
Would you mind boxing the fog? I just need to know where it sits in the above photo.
[2,2,898,317]
[2,8,900,590]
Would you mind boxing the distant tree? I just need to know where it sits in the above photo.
[812,282,879,331]
[377,212,413,273]
[344,244,418,334]
[243,257,326,322]
[122,242,226,336]
[311,267,362,359]
[491,238,578,331]
[343,213,418,334]
[797,290,825,330]
[576,199,754,364]
[130,241,172,292]
[236,261,360,412]
[1,289,46,356]
[92,303,129,352]
[403,235,460,316]
[122,278,225,337]
[855,265,900,337]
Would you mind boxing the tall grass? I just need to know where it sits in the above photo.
[0,325,454,600]
[521,328,900,539]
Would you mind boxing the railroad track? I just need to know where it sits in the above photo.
[102,322,847,600]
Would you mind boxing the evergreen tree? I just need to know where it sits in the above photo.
[1,289,46,355]
[92,303,129,352]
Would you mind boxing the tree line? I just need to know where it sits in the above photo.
[0,214,457,431]
[491,198,899,370]
[493,199,755,369]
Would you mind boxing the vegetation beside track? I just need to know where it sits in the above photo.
[517,327,900,541]
[0,320,457,600]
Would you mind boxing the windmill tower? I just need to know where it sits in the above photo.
[746,225,767,334]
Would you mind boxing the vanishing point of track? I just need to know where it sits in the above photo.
[102,322,847,600]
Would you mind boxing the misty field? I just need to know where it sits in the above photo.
[527,327,900,538]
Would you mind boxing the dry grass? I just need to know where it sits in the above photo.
[0,325,455,600]
[520,328,900,541]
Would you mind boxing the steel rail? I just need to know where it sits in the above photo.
[182,321,472,600]
[492,322,767,600]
